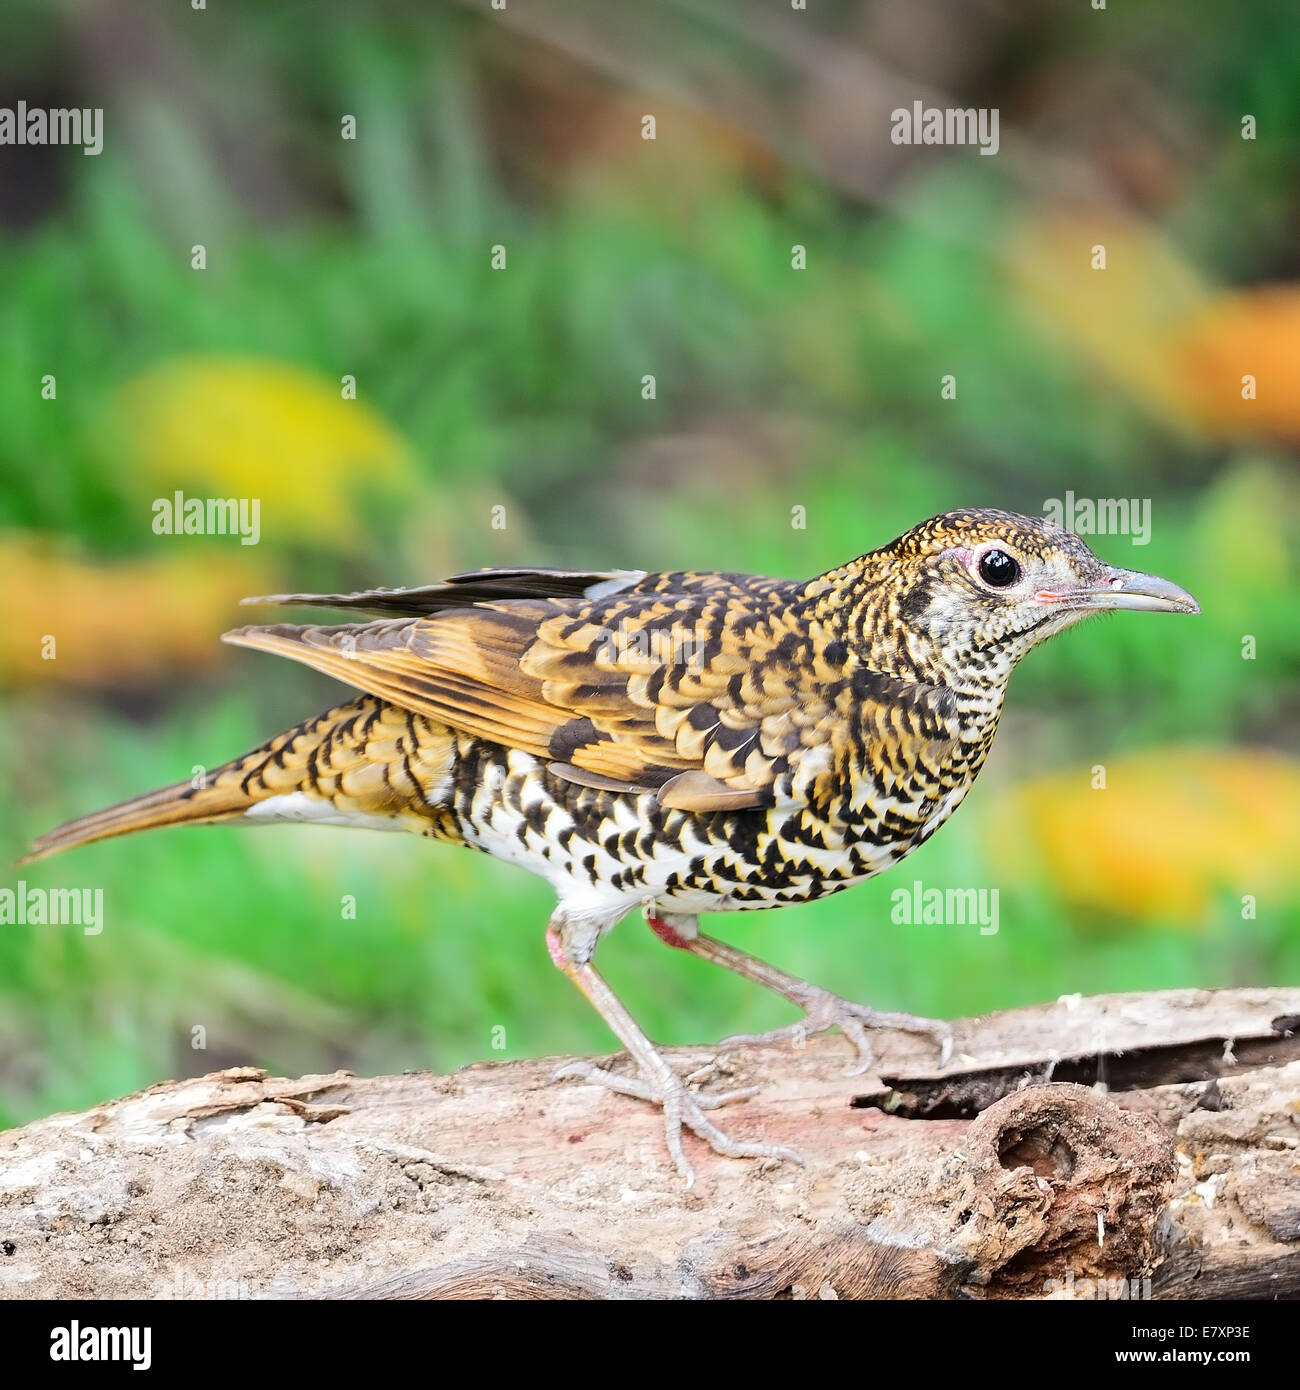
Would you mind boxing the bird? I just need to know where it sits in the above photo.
[24,508,1199,1182]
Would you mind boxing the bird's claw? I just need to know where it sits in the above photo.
[553,1059,803,1186]
[722,991,954,1076]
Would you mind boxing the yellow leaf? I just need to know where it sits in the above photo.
[115,357,414,544]
[987,748,1300,925]
[1171,288,1300,440]
[1008,209,1300,443]
[0,535,269,688]
[1005,208,1207,426]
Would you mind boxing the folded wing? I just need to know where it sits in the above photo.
[225,578,827,812]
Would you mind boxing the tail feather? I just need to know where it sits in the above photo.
[20,695,457,864]
[19,777,255,864]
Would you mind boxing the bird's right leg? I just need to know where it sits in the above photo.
[546,919,802,1186]
[644,910,953,1075]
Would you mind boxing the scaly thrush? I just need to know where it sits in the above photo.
[25,509,1199,1181]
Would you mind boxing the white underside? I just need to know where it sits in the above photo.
[243,792,408,832]
[240,748,973,943]
[454,750,931,934]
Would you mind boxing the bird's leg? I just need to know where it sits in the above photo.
[645,909,953,1077]
[545,922,802,1185]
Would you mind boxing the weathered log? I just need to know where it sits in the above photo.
[0,987,1296,1300]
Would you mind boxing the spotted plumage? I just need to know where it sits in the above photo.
[25,509,1198,1181]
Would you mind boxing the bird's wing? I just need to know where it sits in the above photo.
[240,568,649,617]
[239,566,786,618]
[224,583,833,811]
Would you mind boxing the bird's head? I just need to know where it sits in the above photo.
[834,508,1199,690]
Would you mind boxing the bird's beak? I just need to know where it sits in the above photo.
[1040,568,1201,615]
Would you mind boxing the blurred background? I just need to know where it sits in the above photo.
[1,0,1297,1128]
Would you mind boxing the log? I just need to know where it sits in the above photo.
[0,986,1296,1300]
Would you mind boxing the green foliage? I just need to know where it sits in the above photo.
[0,1,1297,1126]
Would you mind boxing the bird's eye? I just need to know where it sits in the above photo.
[977,549,1020,588]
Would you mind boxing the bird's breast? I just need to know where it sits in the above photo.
[434,692,998,916]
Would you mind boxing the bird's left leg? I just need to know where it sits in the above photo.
[644,909,953,1076]
[545,919,802,1185]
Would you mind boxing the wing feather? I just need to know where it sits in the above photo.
[241,569,648,617]
[225,573,842,812]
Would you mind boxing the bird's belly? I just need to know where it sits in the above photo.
[443,741,968,919]
[648,806,922,912]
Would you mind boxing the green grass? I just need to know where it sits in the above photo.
[1,0,1298,1128]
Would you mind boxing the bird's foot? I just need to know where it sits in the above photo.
[553,1058,803,1186]
[721,988,953,1077]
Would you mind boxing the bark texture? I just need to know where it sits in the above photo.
[1,987,1296,1300]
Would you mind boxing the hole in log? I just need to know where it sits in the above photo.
[997,1124,1076,1180]
[855,1025,1300,1119]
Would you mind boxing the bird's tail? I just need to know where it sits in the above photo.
[20,695,455,864]
[20,774,254,864]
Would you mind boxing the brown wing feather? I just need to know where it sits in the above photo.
[224,578,826,812]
